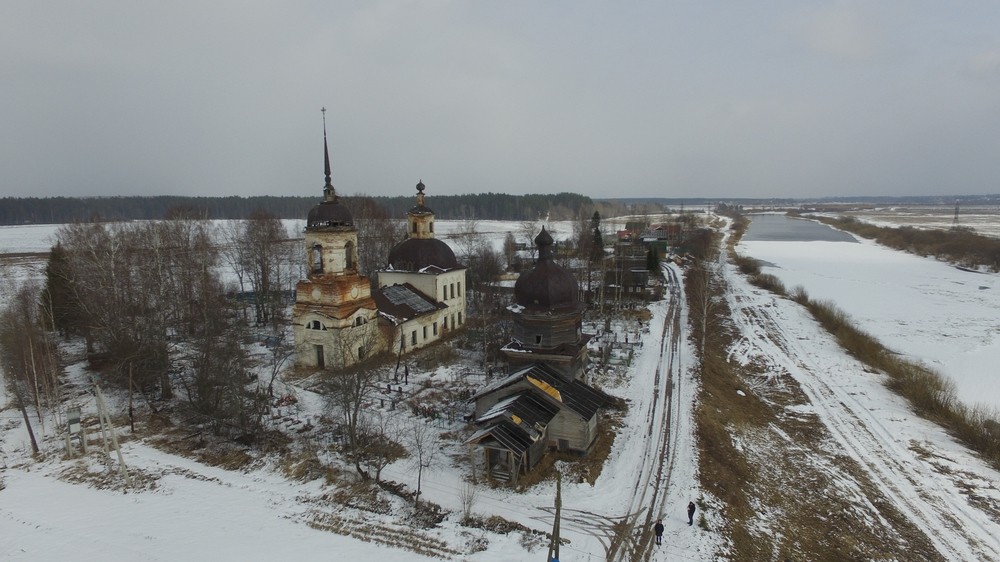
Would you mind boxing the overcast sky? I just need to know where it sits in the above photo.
[4,1,1000,201]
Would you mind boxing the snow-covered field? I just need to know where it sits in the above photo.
[738,221,1000,412]
[843,205,1000,239]
[3,214,1000,560]
[725,226,1000,559]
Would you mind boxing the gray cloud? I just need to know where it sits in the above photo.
[4,1,1000,201]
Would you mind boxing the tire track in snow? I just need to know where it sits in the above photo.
[727,275,1000,561]
[607,265,685,562]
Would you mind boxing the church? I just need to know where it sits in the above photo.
[466,227,610,484]
[292,119,466,370]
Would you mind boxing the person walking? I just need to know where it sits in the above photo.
[654,519,664,545]
[687,501,696,526]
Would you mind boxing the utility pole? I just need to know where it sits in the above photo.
[546,472,562,562]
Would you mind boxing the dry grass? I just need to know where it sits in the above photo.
[731,213,1000,468]
[809,213,1000,272]
[280,447,342,484]
[688,217,948,559]
[799,298,1000,468]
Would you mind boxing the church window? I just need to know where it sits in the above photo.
[429,221,433,233]
[307,320,326,330]
[358,346,365,360]
[442,317,447,329]
[411,331,417,346]
[412,222,418,234]
[433,322,438,336]
[311,244,323,272]
[355,317,364,326]
[423,326,427,340]
[535,335,542,344]
[457,281,462,296]
[345,241,355,270]
[450,283,455,299]
[458,312,463,325]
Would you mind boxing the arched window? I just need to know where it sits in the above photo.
[311,244,323,272]
[345,241,355,270]
[308,320,326,331]
[355,316,364,326]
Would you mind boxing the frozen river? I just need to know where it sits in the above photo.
[738,214,1000,411]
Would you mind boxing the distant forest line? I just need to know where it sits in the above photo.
[3,193,996,226]
[0,193,652,225]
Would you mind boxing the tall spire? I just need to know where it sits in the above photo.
[321,107,337,202]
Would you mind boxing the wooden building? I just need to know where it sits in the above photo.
[469,227,609,483]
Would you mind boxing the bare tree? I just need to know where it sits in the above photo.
[346,195,405,283]
[465,242,507,372]
[218,220,252,323]
[244,211,288,329]
[262,335,295,398]
[453,219,482,261]
[519,220,539,260]
[0,280,58,454]
[329,362,386,479]
[408,421,440,505]
[56,216,224,400]
[684,228,723,362]
[459,481,478,523]
[502,231,517,271]
[57,221,171,395]
[355,411,407,483]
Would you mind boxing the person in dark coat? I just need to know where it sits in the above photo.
[654,519,664,545]
[687,501,696,526]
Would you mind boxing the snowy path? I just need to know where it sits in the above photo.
[725,257,1000,560]
[384,262,720,561]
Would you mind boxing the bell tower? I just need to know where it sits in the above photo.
[292,109,382,370]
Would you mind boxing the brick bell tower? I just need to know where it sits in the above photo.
[292,108,381,370]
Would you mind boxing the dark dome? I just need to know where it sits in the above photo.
[307,200,353,229]
[387,238,458,271]
[514,227,579,310]
[514,261,579,310]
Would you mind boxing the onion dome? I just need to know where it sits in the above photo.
[306,196,353,229]
[514,227,579,310]
[387,238,458,271]
[409,180,433,215]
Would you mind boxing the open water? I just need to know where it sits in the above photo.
[742,214,857,243]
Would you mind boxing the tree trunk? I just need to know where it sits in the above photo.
[15,387,39,454]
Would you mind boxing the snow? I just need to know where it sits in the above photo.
[727,225,1000,559]
[3,215,1000,560]
[738,232,1000,411]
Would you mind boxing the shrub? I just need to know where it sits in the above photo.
[750,273,786,295]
